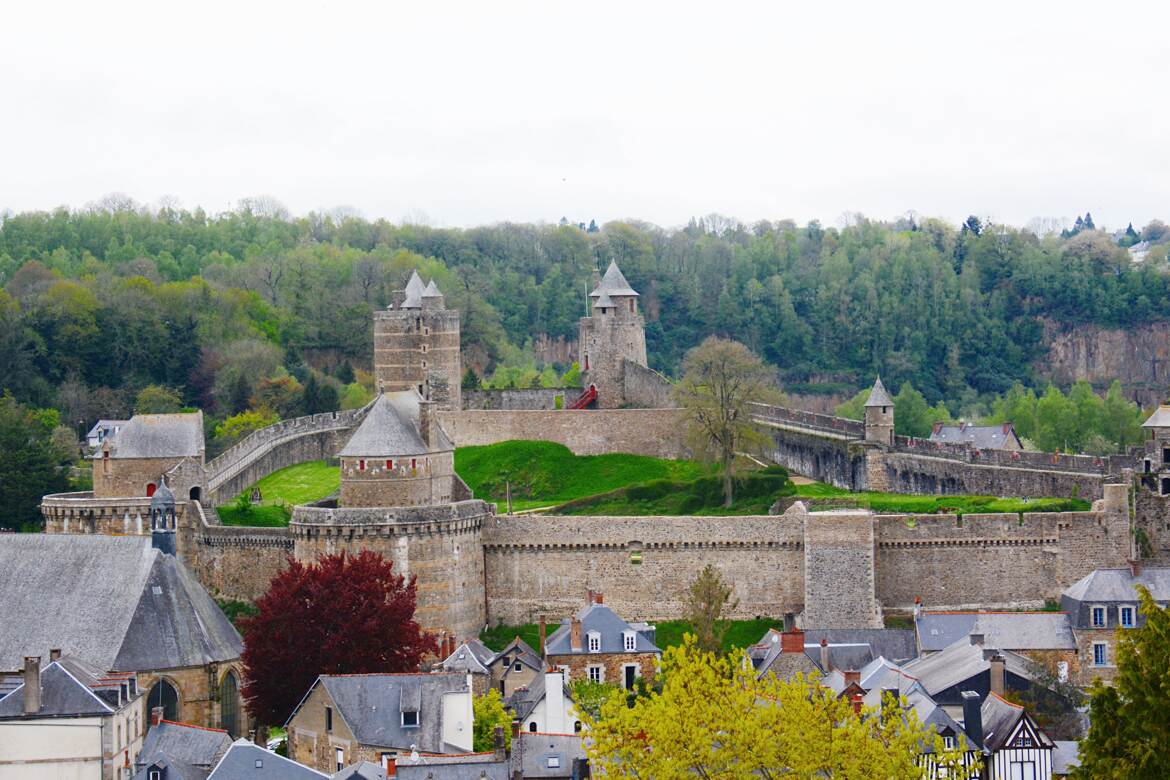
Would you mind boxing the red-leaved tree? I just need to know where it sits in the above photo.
[240,550,437,725]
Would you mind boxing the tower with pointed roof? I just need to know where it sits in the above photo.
[864,377,895,446]
[578,260,649,408]
[373,271,462,411]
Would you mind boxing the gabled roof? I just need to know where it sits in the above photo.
[1062,567,1170,602]
[589,261,639,298]
[802,628,918,668]
[592,290,615,309]
[106,412,203,459]
[208,739,328,779]
[290,673,470,752]
[489,637,543,673]
[395,754,508,780]
[138,721,233,770]
[441,640,495,675]
[864,377,893,408]
[900,640,1034,698]
[507,672,574,723]
[0,659,117,719]
[1142,406,1170,428]
[339,392,451,458]
[132,754,210,780]
[86,419,128,438]
[543,603,660,656]
[0,535,242,673]
[981,692,1054,752]
[929,423,1021,450]
[915,612,1076,653]
[332,761,387,780]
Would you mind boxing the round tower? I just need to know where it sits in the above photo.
[578,260,649,408]
[374,271,462,411]
[864,377,895,446]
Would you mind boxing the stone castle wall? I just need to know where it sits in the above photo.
[94,455,191,499]
[621,360,675,409]
[340,452,455,507]
[437,408,689,458]
[462,388,570,410]
[579,309,648,409]
[802,512,881,628]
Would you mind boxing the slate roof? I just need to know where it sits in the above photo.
[395,754,508,780]
[1052,740,1080,775]
[507,672,574,723]
[864,377,893,407]
[208,739,328,779]
[404,271,427,299]
[422,280,442,298]
[915,612,1076,653]
[592,290,615,309]
[544,603,660,656]
[132,754,210,780]
[441,640,495,675]
[137,721,233,771]
[332,761,387,780]
[1062,567,1170,602]
[106,412,204,459]
[0,535,242,673]
[517,732,586,778]
[929,423,1021,450]
[589,261,639,298]
[980,692,1053,752]
[1142,406,1170,428]
[489,637,543,673]
[339,392,452,458]
[292,673,471,752]
[0,659,122,719]
[802,628,918,668]
[901,640,1034,699]
[87,419,128,439]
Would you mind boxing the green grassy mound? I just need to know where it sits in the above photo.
[792,482,1090,515]
[455,440,709,512]
[216,460,339,527]
[554,466,794,516]
[482,618,785,655]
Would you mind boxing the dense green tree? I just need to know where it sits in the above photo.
[135,384,184,414]
[0,395,71,530]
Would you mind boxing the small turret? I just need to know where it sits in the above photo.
[864,377,894,445]
[150,477,177,555]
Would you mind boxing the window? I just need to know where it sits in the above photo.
[943,735,956,749]
[254,759,263,769]
[623,664,638,690]
[147,679,180,722]
[529,722,537,732]
[411,458,417,469]
[1093,642,1108,667]
[574,721,582,733]
[1009,761,1037,780]
[1091,606,1106,627]
[629,550,642,565]
[588,632,601,653]
[1017,734,1033,747]
[588,665,603,683]
[514,662,523,672]
[629,299,635,313]
[547,756,561,769]
[1121,606,1135,628]
[220,671,240,737]
[421,344,427,353]
[1163,446,1170,465]
[325,706,333,732]
[1057,661,1069,682]
[358,459,366,472]
[402,710,419,727]
[149,771,161,780]
[336,747,345,771]
[623,631,636,651]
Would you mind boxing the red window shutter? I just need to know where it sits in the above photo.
[386,459,393,470]
[359,459,366,471]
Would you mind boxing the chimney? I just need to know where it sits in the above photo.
[418,400,438,449]
[844,670,861,686]
[783,612,795,632]
[49,648,61,662]
[1129,559,1142,577]
[961,690,983,748]
[819,639,830,672]
[493,725,506,760]
[539,617,547,658]
[989,654,1006,697]
[585,589,594,605]
[913,596,922,618]
[780,628,804,654]
[151,706,164,727]
[850,692,863,716]
[570,618,583,652]
[969,633,985,647]
[594,592,603,605]
[23,657,41,715]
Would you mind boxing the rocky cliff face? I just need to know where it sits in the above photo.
[1040,319,1170,405]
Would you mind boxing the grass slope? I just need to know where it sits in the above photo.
[554,467,793,516]
[455,441,709,512]
[481,618,784,655]
[793,482,1090,515]
[217,460,339,526]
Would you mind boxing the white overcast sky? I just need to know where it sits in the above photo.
[2,1,1167,230]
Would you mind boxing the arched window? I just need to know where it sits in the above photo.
[147,679,180,723]
[146,483,157,497]
[528,722,537,732]
[219,671,240,737]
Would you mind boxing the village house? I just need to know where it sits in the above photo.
[438,638,495,695]
[86,418,128,451]
[130,714,233,780]
[1060,565,1170,685]
[747,625,917,680]
[207,739,329,779]
[543,595,660,689]
[902,636,1037,720]
[0,655,145,780]
[976,692,1057,779]
[285,673,475,775]
[929,422,1024,450]
[509,672,581,735]
[915,611,1079,683]
[94,412,205,500]
[484,637,543,698]
[0,534,245,734]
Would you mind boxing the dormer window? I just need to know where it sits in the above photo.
[623,631,636,652]
[1092,606,1106,627]
[1121,606,1135,628]
[402,710,419,727]
[943,734,956,750]
[587,631,601,653]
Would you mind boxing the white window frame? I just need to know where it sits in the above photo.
[1057,661,1069,682]
[622,663,640,690]
[402,710,419,727]
[1120,605,1135,628]
[335,747,345,772]
[942,734,956,750]
[587,665,603,683]
[1091,605,1107,628]
[547,756,561,769]
[623,630,636,652]
[1093,641,1108,667]
[587,631,601,653]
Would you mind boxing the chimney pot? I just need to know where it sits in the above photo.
[819,639,830,672]
[845,670,861,686]
[990,654,1006,697]
[23,656,41,716]
[850,693,863,716]
[570,618,583,652]
[783,612,795,632]
[961,690,984,748]
[49,648,61,662]
[1128,559,1141,577]
[595,592,603,604]
[493,725,506,760]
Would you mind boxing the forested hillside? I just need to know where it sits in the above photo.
[2,201,1168,431]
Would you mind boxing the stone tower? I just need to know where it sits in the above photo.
[373,271,462,410]
[864,377,894,445]
[578,261,649,409]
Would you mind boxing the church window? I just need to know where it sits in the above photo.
[219,671,240,737]
[147,679,180,722]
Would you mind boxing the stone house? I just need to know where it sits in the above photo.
[0,655,145,780]
[131,716,233,780]
[339,391,459,508]
[929,422,1024,451]
[285,672,474,775]
[0,534,246,735]
[543,596,660,689]
[915,611,1079,684]
[439,639,495,695]
[902,637,1037,720]
[94,412,205,500]
[1060,565,1170,685]
[484,637,543,698]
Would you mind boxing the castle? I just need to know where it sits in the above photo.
[39,262,1170,653]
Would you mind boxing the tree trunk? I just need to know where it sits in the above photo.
[722,450,734,507]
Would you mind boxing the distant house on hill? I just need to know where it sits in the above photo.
[1129,240,1151,263]
[929,422,1023,451]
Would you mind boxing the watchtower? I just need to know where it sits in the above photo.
[374,271,462,410]
[578,261,649,408]
[864,377,895,446]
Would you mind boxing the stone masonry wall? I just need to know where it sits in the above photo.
[621,360,676,409]
[189,522,295,602]
[801,512,881,628]
[463,388,570,410]
[437,409,689,458]
[881,449,1107,501]
[481,514,806,626]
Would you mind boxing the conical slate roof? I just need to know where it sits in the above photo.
[1142,405,1170,428]
[589,260,639,298]
[404,271,426,298]
[865,377,894,408]
[593,290,615,309]
[422,280,442,298]
[339,392,452,457]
